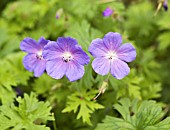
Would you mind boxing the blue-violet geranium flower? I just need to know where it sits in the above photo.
[20,37,49,77]
[88,32,136,79]
[102,7,113,17]
[43,37,90,82]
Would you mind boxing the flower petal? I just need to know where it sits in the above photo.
[57,37,78,52]
[33,60,46,77]
[43,41,64,61]
[117,43,136,62]
[38,37,50,48]
[110,58,130,79]
[102,7,113,17]
[66,61,85,82]
[46,58,67,79]
[92,57,110,76]
[72,46,90,65]
[23,54,46,77]
[88,38,108,57]
[103,32,122,50]
[20,38,40,53]
[23,54,37,72]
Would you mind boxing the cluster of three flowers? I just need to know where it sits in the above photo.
[20,32,136,82]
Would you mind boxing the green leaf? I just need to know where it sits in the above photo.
[114,98,131,121]
[61,0,97,18]
[0,52,33,104]
[33,73,57,95]
[153,117,170,129]
[15,93,54,122]
[65,20,103,52]
[0,27,9,46]
[156,11,170,30]
[96,98,170,130]
[124,1,158,46]
[62,90,104,125]
[128,84,141,99]
[141,83,162,100]
[95,116,134,130]
[2,1,51,31]
[0,92,54,130]
[0,60,17,105]
[109,69,143,100]
[108,67,161,101]
[158,32,170,50]
[5,52,33,86]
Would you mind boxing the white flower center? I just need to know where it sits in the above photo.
[36,50,43,60]
[62,52,73,62]
[106,51,117,60]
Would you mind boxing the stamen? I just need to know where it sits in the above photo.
[36,50,43,60]
[106,51,117,60]
[62,52,73,63]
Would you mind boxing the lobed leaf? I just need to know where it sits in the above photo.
[62,91,104,125]
[0,92,54,130]
[96,98,170,130]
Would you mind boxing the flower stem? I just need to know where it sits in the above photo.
[53,120,57,130]
[105,73,111,82]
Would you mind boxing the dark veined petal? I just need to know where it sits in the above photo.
[117,43,136,62]
[20,37,41,53]
[92,57,110,76]
[38,37,50,48]
[23,53,37,72]
[103,32,122,51]
[57,37,78,52]
[43,41,64,61]
[88,38,108,57]
[66,60,85,82]
[72,45,90,65]
[46,58,68,79]
[33,60,46,77]
[110,58,130,79]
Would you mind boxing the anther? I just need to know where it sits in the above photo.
[62,52,73,63]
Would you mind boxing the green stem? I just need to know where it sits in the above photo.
[53,120,57,130]
[105,73,111,82]
[75,84,84,98]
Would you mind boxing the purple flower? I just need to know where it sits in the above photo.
[43,37,90,82]
[20,37,49,77]
[88,32,136,79]
[163,0,168,11]
[102,7,113,17]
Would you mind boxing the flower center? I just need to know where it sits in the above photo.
[36,50,43,60]
[62,52,72,62]
[106,51,117,60]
